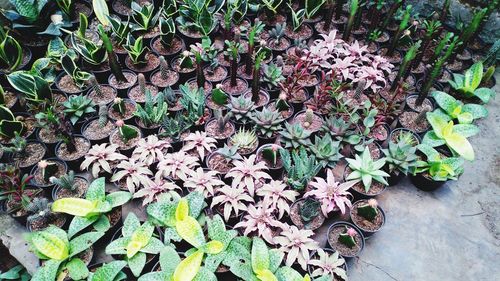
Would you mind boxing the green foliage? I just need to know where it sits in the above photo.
[108,16,131,45]
[382,139,418,175]
[160,113,190,142]
[119,124,138,143]
[227,95,255,124]
[61,54,92,89]
[262,62,284,90]
[357,200,379,221]
[70,34,107,66]
[300,198,321,223]
[305,0,326,19]
[251,107,284,138]
[310,134,341,168]
[131,2,160,32]
[0,105,25,139]
[49,170,77,192]
[448,62,496,103]
[280,147,322,191]
[0,265,30,281]
[159,16,176,48]
[179,83,205,126]
[134,91,168,127]
[88,261,127,281]
[211,87,228,105]
[280,122,313,149]
[288,4,305,32]
[176,0,224,36]
[62,95,96,125]
[7,71,52,104]
[215,144,243,162]
[124,35,149,65]
[230,128,257,151]
[346,147,389,192]
[338,227,356,248]
[93,0,110,26]
[431,91,487,124]
[412,144,464,181]
[268,23,286,45]
[0,27,22,72]
[422,111,479,161]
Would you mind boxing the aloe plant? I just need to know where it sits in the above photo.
[431,91,488,124]
[105,213,163,277]
[345,147,389,192]
[25,226,104,281]
[448,61,496,104]
[280,147,322,191]
[412,144,464,181]
[422,111,479,161]
[51,178,132,238]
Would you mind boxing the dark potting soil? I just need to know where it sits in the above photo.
[446,60,464,73]
[4,91,17,108]
[243,91,269,107]
[58,74,83,94]
[56,137,91,161]
[380,48,402,64]
[206,120,235,140]
[352,180,385,196]
[216,53,233,68]
[342,90,370,106]
[222,79,248,95]
[152,36,183,56]
[110,128,141,150]
[151,70,179,88]
[367,143,382,160]
[284,24,313,40]
[56,177,88,199]
[129,84,159,103]
[29,213,66,232]
[379,88,405,103]
[108,101,136,120]
[208,153,234,174]
[399,111,430,133]
[290,200,325,230]
[107,207,122,227]
[457,49,472,61]
[293,113,323,132]
[15,142,45,168]
[88,85,116,105]
[258,13,286,26]
[406,96,433,112]
[351,200,384,232]
[267,38,291,52]
[204,66,228,82]
[126,53,160,72]
[206,97,226,111]
[136,25,160,40]
[438,70,452,83]
[256,149,284,169]
[328,226,362,257]
[412,62,426,75]
[237,65,253,80]
[187,80,213,94]
[112,0,151,15]
[267,102,294,119]
[33,161,66,186]
[229,139,258,155]
[83,120,116,140]
[375,33,390,44]
[109,72,137,90]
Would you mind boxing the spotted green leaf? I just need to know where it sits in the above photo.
[90,261,127,281]
[173,250,204,281]
[66,258,89,280]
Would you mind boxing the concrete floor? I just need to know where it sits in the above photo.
[1,75,498,280]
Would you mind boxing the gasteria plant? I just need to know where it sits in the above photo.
[181,131,218,160]
[274,225,319,270]
[105,213,163,277]
[80,143,127,178]
[0,26,22,72]
[308,249,347,281]
[130,2,160,32]
[346,147,389,192]
[280,147,322,191]
[423,111,479,161]
[305,169,356,216]
[132,135,171,166]
[124,35,149,66]
[26,226,104,281]
[184,168,225,198]
[156,151,200,181]
[134,91,168,128]
[134,177,181,206]
[256,180,299,219]
[431,91,488,124]
[111,158,153,194]
[211,185,254,222]
[226,154,272,196]
[448,61,496,104]
[252,107,285,138]
[51,177,132,238]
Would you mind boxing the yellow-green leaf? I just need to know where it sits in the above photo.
[176,216,205,248]
[201,240,224,254]
[175,198,189,222]
[173,250,203,281]
[442,121,454,138]
[126,222,154,258]
[93,0,110,26]
[51,198,97,217]
[303,274,311,281]
[256,269,278,281]
[446,133,475,161]
[32,232,69,261]
[252,238,270,274]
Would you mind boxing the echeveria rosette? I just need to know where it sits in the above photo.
[51,178,132,239]
[431,91,488,124]
[105,213,164,277]
[345,147,389,192]
[423,111,479,161]
[25,226,104,281]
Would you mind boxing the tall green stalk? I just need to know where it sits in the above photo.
[381,0,403,30]
[411,19,441,70]
[391,40,420,91]
[98,25,126,82]
[343,0,359,41]
[386,5,412,56]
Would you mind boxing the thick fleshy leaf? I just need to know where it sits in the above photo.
[86,178,106,201]
[200,240,224,254]
[69,231,104,257]
[105,237,128,255]
[66,258,89,280]
[176,216,205,248]
[186,191,206,218]
[452,124,480,138]
[462,104,488,120]
[173,250,204,281]
[275,266,304,281]
[251,237,270,274]
[30,228,69,261]
[431,91,458,115]
[90,261,127,281]
[474,88,494,103]
[147,201,177,227]
[269,249,285,273]
[137,272,170,281]
[469,62,483,90]
[457,112,473,124]
[106,191,132,208]
[30,260,62,281]
[123,213,141,237]
[426,112,448,138]
[93,214,111,232]
[51,198,97,217]
[422,131,446,147]
[68,216,99,239]
[193,267,217,281]
[126,222,154,258]
[175,199,189,222]
[128,251,146,277]
[159,246,181,275]
[93,0,110,26]
[446,133,475,161]
[140,237,164,254]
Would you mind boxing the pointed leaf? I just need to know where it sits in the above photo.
[90,261,127,281]
[51,198,97,217]
[66,258,89,280]
[176,216,205,248]
[173,250,204,281]
[69,231,104,257]
[128,251,146,277]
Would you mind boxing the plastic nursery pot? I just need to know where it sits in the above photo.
[349,200,386,239]
[149,68,180,90]
[221,77,249,97]
[343,166,387,199]
[170,55,196,84]
[409,173,447,192]
[54,135,91,171]
[81,117,117,145]
[2,186,43,226]
[51,176,89,201]
[388,128,422,146]
[134,118,162,137]
[150,35,185,59]
[109,125,143,157]
[307,248,349,279]
[289,198,326,231]
[107,98,137,124]
[111,0,133,20]
[29,157,68,191]
[87,83,118,106]
[108,70,138,98]
[289,89,311,114]
[227,137,259,157]
[243,90,271,109]
[203,65,229,84]
[204,118,236,144]
[255,143,284,178]
[266,99,296,122]
[327,221,366,259]
[26,213,67,232]
[9,140,47,175]
[186,77,213,95]
[127,81,159,105]
[205,151,233,177]
[291,109,324,134]
[54,72,90,96]
[6,112,37,142]
[125,52,161,76]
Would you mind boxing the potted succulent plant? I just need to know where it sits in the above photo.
[350,199,386,238]
[327,222,365,258]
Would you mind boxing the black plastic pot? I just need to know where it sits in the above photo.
[9,140,48,175]
[409,173,446,192]
[350,200,386,239]
[388,128,422,146]
[343,166,387,199]
[54,72,90,96]
[134,117,162,136]
[54,135,91,171]
[29,157,68,191]
[387,170,406,186]
[81,117,117,145]
[109,125,143,157]
[108,70,138,98]
[150,35,185,58]
[326,221,365,259]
